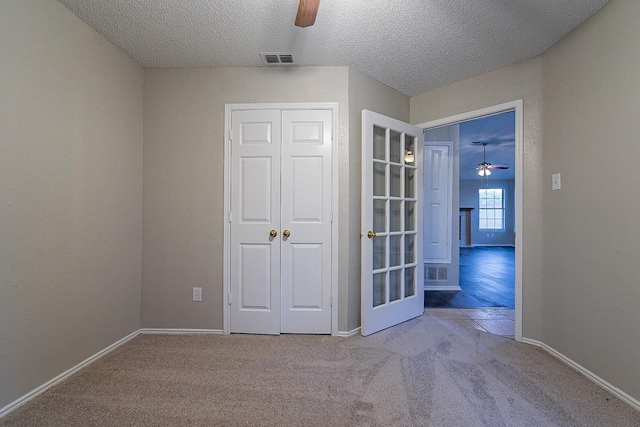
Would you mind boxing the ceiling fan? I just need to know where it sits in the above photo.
[472,141,510,177]
[295,0,320,28]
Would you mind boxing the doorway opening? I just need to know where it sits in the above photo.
[416,101,523,341]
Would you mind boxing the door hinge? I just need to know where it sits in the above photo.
[330,294,334,307]
[228,293,232,305]
[228,129,232,141]
[228,210,232,223]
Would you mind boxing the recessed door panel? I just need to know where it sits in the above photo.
[240,157,272,223]
[289,243,323,309]
[241,122,273,145]
[291,156,323,222]
[292,122,323,144]
[239,244,272,310]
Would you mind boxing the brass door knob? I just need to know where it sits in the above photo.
[269,229,278,238]
[283,229,291,238]
[367,231,377,239]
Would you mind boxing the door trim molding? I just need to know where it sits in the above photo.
[223,103,339,336]
[415,100,524,342]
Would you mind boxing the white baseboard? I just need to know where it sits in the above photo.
[521,338,640,412]
[337,327,361,337]
[424,285,462,291]
[0,330,140,419]
[139,328,224,335]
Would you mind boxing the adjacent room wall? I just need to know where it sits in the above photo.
[460,179,515,246]
[0,0,143,410]
[541,0,640,402]
[346,69,410,332]
[142,67,350,330]
[423,125,460,291]
[410,57,544,340]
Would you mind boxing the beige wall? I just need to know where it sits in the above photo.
[346,69,410,331]
[142,67,351,330]
[0,0,143,410]
[541,0,640,401]
[142,67,409,333]
[410,57,545,340]
[411,0,640,403]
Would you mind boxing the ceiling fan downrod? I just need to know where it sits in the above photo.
[295,0,320,28]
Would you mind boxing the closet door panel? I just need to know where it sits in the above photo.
[280,110,332,334]
[230,109,281,334]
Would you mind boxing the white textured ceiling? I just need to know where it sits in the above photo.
[58,0,609,96]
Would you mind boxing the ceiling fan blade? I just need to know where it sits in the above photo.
[295,0,320,28]
[488,163,510,170]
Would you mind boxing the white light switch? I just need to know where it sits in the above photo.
[552,173,561,190]
[192,287,202,302]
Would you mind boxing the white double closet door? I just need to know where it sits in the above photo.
[229,108,333,334]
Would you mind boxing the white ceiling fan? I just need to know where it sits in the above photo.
[472,141,510,177]
[295,0,320,28]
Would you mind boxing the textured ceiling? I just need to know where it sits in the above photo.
[58,0,609,96]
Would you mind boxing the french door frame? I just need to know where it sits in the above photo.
[416,100,524,342]
[222,103,340,336]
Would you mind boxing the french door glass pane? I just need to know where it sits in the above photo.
[390,130,402,163]
[390,200,402,232]
[404,134,415,165]
[373,162,386,197]
[405,233,415,263]
[390,165,401,197]
[405,201,415,231]
[373,126,386,161]
[389,269,401,302]
[405,168,415,198]
[404,267,415,297]
[373,273,386,307]
[373,200,386,233]
[373,236,386,270]
[389,235,402,267]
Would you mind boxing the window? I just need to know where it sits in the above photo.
[478,188,504,230]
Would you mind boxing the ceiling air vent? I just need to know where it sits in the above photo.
[260,52,295,66]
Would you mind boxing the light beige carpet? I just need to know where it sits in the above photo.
[2,315,639,426]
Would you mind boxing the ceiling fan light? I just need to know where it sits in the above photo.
[485,169,491,176]
[478,169,485,176]
[404,150,415,163]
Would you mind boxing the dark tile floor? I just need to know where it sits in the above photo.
[424,246,515,309]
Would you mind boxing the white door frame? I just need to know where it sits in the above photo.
[415,100,523,342]
[222,102,340,336]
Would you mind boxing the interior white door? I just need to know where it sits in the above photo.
[230,109,282,334]
[280,110,332,333]
[361,110,424,336]
[230,108,333,335]
[424,144,452,263]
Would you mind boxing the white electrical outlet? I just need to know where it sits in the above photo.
[192,287,202,302]
[552,173,561,190]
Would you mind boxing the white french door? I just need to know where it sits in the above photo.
[229,108,333,335]
[361,110,424,336]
